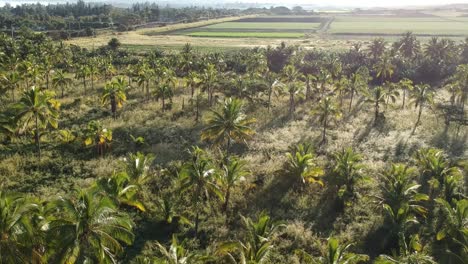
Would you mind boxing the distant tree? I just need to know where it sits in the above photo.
[108,37,121,51]
[52,69,72,98]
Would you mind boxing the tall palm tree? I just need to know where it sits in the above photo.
[179,147,222,236]
[52,69,72,98]
[14,87,60,159]
[286,143,324,186]
[101,76,128,119]
[155,83,174,112]
[374,54,395,84]
[313,97,341,144]
[219,156,248,214]
[45,189,134,263]
[0,191,41,263]
[399,78,414,109]
[369,38,387,61]
[348,66,370,112]
[410,84,434,134]
[0,70,21,101]
[202,63,217,106]
[201,98,255,156]
[75,65,90,95]
[186,71,200,101]
[364,86,395,125]
[282,64,304,116]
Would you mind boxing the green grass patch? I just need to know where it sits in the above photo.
[186,31,305,38]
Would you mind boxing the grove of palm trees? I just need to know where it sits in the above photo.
[0,27,467,264]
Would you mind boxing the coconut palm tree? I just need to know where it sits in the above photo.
[374,54,395,84]
[101,76,128,119]
[369,38,387,61]
[312,97,341,144]
[364,86,396,125]
[83,120,113,156]
[154,235,209,264]
[348,66,370,112]
[219,156,248,214]
[201,98,255,156]
[52,69,72,98]
[281,64,304,116]
[216,212,284,264]
[332,148,365,206]
[44,189,134,264]
[179,147,222,236]
[296,237,369,264]
[0,70,21,101]
[186,71,200,101]
[14,87,60,159]
[286,143,324,186]
[155,83,174,112]
[399,78,414,109]
[410,84,434,134]
[75,65,90,95]
[0,191,42,263]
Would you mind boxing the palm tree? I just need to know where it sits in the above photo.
[410,84,434,134]
[155,83,174,112]
[313,97,341,144]
[378,164,429,254]
[154,235,209,264]
[179,147,222,236]
[45,189,134,263]
[75,65,90,95]
[433,198,468,264]
[332,148,365,206]
[369,38,387,61]
[52,69,72,98]
[201,98,255,156]
[365,86,394,125]
[219,156,248,214]
[0,70,21,101]
[348,66,370,112]
[0,191,41,263]
[286,143,324,186]
[186,71,200,101]
[14,87,60,159]
[216,212,284,264]
[282,64,304,116]
[202,63,217,106]
[399,78,414,109]
[296,237,369,264]
[374,54,395,84]
[101,76,128,119]
[83,120,113,156]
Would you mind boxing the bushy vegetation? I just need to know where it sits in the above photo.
[0,30,466,264]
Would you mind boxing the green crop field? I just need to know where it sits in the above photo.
[329,16,468,36]
[186,31,305,38]
[202,22,320,30]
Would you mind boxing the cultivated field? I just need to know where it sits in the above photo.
[329,16,468,36]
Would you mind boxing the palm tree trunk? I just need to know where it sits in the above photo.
[412,104,423,134]
[223,187,231,215]
[289,92,294,116]
[402,89,406,109]
[306,78,311,100]
[267,86,273,111]
[111,96,116,119]
[348,89,354,112]
[322,119,327,143]
[374,101,379,125]
[35,114,41,160]
[83,78,86,96]
[162,95,165,112]
[61,85,64,98]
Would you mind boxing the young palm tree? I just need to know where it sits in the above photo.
[14,87,60,159]
[410,84,434,134]
[365,86,393,125]
[83,120,113,156]
[186,71,200,101]
[286,143,324,186]
[45,189,134,263]
[296,237,369,264]
[52,69,72,98]
[155,83,174,112]
[332,148,365,205]
[219,156,248,214]
[348,66,370,112]
[179,147,222,236]
[216,212,284,264]
[201,98,256,156]
[101,76,128,119]
[399,78,414,109]
[369,38,387,61]
[202,63,217,106]
[154,235,209,264]
[314,97,341,144]
[0,191,41,263]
